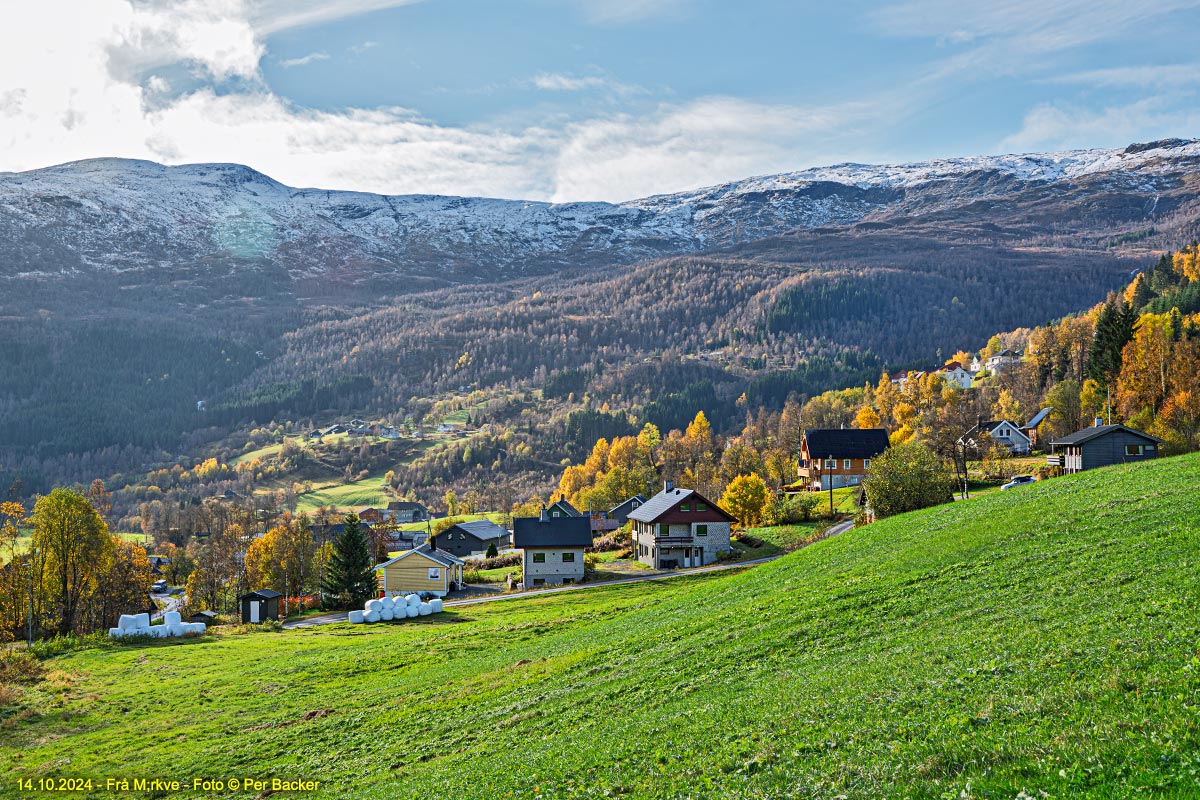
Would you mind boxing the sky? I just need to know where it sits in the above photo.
[2,0,1200,202]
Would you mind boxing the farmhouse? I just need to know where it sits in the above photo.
[373,544,464,597]
[797,428,890,490]
[386,501,431,523]
[513,511,592,589]
[938,362,974,389]
[628,483,734,569]
[1048,422,1162,474]
[434,519,512,557]
[546,498,582,518]
[958,419,1032,455]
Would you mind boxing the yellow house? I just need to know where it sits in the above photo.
[373,545,464,597]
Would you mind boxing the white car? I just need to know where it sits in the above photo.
[1000,476,1035,490]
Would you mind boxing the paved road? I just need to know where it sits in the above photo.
[150,592,182,622]
[282,518,856,629]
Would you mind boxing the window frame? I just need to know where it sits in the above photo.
[696,524,708,537]
[532,552,546,563]
[844,458,852,470]
[561,552,575,563]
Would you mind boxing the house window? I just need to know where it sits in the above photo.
[1125,444,1144,456]
[563,578,575,585]
[824,458,836,470]
[427,567,441,580]
[863,459,871,469]
[552,511,561,517]
[533,552,546,563]
[562,552,575,563]
[696,502,707,511]
[680,503,691,512]
[696,524,708,536]
[533,578,545,586]
[844,459,852,470]
[659,523,669,537]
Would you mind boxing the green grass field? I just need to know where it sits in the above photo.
[292,474,392,513]
[5,454,1200,798]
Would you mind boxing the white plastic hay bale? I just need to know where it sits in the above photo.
[108,627,123,638]
[347,610,365,624]
[429,598,444,613]
[380,596,394,610]
[364,610,381,623]
[134,612,151,628]
[380,608,394,621]
[166,623,185,637]
[365,598,383,613]
[417,601,432,616]
[185,623,205,635]
[118,614,139,631]
[163,611,182,626]
[134,626,151,636]
[405,605,419,618]
[405,593,420,607]
[147,626,166,638]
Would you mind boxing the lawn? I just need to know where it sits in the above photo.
[5,454,1200,798]
[293,473,392,513]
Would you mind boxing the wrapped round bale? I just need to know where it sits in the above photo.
[185,623,205,634]
[405,593,420,607]
[148,626,166,638]
[163,611,182,626]
[167,623,184,637]
[118,614,139,631]
[365,598,383,613]
[347,610,365,624]
[364,610,381,623]
[417,601,432,616]
[380,608,394,621]
[108,627,122,638]
[134,612,151,628]
[380,596,394,610]
[405,605,419,618]
[429,598,444,613]
[134,626,151,636]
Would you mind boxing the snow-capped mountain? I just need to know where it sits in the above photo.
[2,138,1198,282]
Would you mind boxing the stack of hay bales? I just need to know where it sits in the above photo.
[108,611,204,639]
[348,592,445,623]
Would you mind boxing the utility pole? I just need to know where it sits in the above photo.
[25,551,34,646]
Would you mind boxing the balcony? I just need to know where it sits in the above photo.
[1045,454,1063,467]
[654,536,694,545]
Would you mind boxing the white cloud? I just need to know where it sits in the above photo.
[1049,64,1200,88]
[532,73,609,91]
[280,51,330,68]
[999,97,1200,152]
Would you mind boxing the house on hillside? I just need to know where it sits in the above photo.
[386,501,430,524]
[958,419,1031,455]
[1022,407,1053,449]
[985,349,1023,374]
[938,362,975,390]
[148,556,171,577]
[357,507,385,525]
[373,544,463,597]
[322,424,348,435]
[629,483,734,569]
[434,519,511,558]
[1048,422,1162,474]
[513,512,592,589]
[379,426,401,440]
[797,428,890,490]
[609,495,648,525]
[546,498,582,518]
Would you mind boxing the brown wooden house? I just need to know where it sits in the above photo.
[797,428,890,490]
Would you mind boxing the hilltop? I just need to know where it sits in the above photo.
[6,454,1199,798]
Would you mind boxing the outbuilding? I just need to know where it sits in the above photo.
[1049,422,1162,474]
[189,610,218,626]
[239,589,282,624]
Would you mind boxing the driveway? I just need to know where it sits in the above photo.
[282,518,856,628]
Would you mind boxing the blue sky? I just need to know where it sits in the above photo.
[2,0,1200,201]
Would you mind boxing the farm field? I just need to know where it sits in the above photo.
[292,473,393,514]
[5,454,1200,798]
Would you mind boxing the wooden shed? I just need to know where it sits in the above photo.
[189,610,218,625]
[239,589,282,623]
[373,545,464,598]
[1049,423,1163,474]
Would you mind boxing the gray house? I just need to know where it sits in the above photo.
[1049,422,1162,474]
[628,483,734,569]
[433,519,511,558]
[513,511,592,589]
[608,495,648,525]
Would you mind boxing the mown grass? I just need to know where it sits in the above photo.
[293,473,392,513]
[5,455,1200,798]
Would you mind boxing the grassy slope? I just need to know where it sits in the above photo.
[6,456,1200,798]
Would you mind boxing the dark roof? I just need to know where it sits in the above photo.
[513,515,592,548]
[627,487,735,524]
[448,519,509,541]
[387,501,428,512]
[191,610,218,618]
[609,494,647,514]
[547,499,582,517]
[1051,424,1164,447]
[243,589,282,600]
[802,428,890,459]
[991,348,1022,358]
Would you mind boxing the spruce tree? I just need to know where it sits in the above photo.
[320,514,377,609]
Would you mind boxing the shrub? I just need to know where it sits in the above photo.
[862,441,955,518]
[588,534,625,553]
[475,553,522,571]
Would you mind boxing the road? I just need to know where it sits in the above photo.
[283,518,855,629]
[150,592,182,622]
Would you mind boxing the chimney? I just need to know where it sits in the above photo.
[664,480,673,494]
[429,533,437,551]
[539,507,549,523]
[1094,417,1104,427]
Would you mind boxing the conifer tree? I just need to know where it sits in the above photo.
[319,514,376,609]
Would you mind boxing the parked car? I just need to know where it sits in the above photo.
[152,580,168,593]
[1000,475,1035,490]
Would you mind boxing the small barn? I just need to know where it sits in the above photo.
[189,610,218,625]
[239,589,282,623]
[433,519,511,558]
[1049,422,1162,474]
[373,544,464,597]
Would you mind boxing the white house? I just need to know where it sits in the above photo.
[985,349,1023,374]
[938,362,974,390]
[958,419,1032,455]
